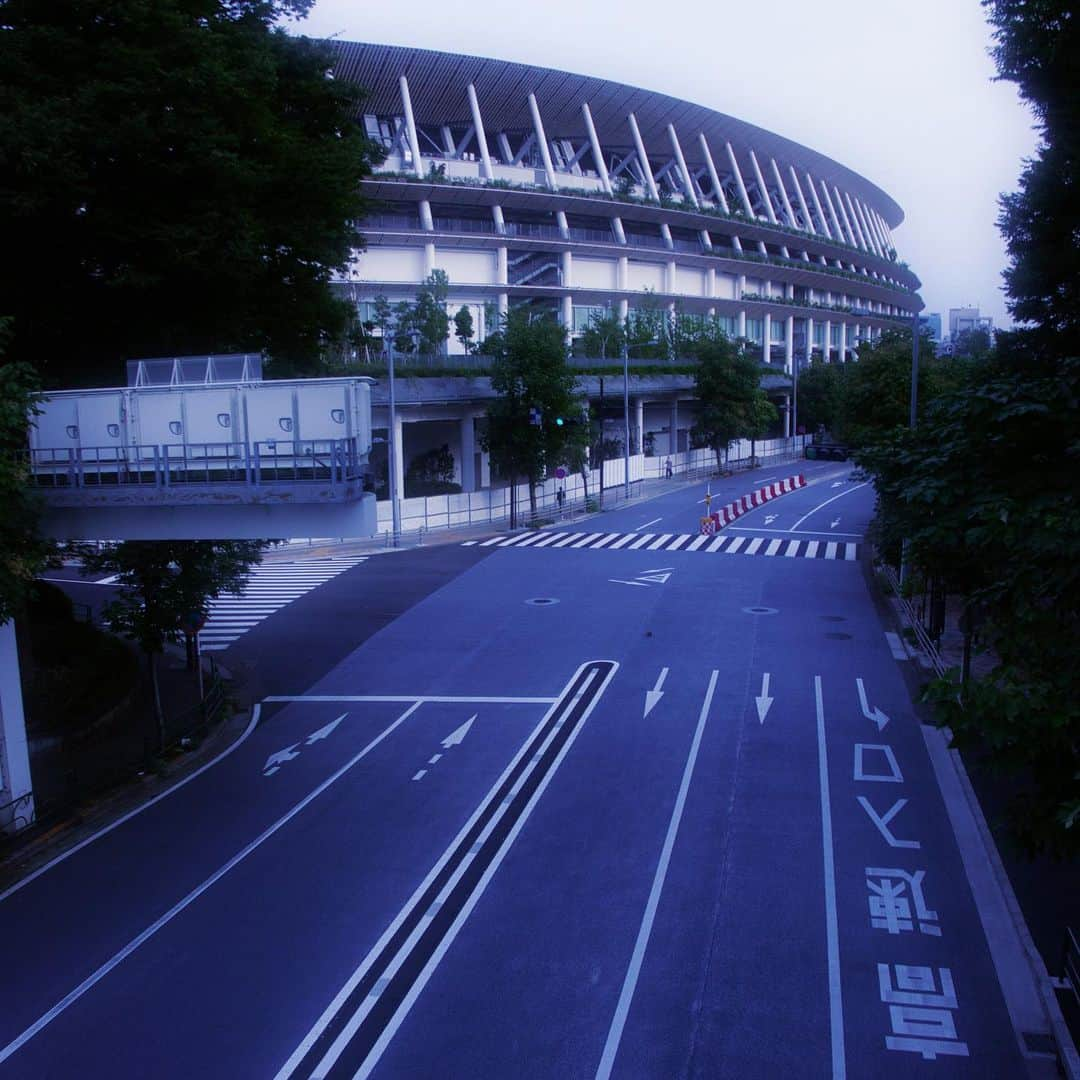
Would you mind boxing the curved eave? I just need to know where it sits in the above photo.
[326,40,905,229]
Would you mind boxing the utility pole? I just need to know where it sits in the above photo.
[899,310,921,587]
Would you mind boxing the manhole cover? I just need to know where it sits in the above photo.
[742,606,779,616]
[525,597,560,606]
[825,632,853,640]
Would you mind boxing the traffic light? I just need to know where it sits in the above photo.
[555,416,565,426]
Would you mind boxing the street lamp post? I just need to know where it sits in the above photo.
[621,340,631,500]
[387,337,401,545]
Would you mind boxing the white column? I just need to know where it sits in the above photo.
[839,322,847,362]
[467,83,494,181]
[698,134,730,212]
[557,210,570,239]
[806,173,833,239]
[762,311,772,364]
[853,198,881,256]
[770,159,797,228]
[399,75,425,179]
[806,315,815,364]
[491,204,505,233]
[667,125,699,208]
[0,622,33,833]
[784,315,794,375]
[669,399,679,455]
[834,187,860,249]
[527,93,558,191]
[666,260,676,294]
[496,246,508,285]
[737,273,747,299]
[627,113,659,202]
[725,142,755,217]
[612,217,627,244]
[618,297,629,322]
[824,319,832,362]
[864,202,888,252]
[391,413,405,508]
[460,413,476,492]
[843,191,869,251]
[418,200,434,232]
[819,181,845,242]
[561,250,573,287]
[706,267,716,297]
[738,309,746,338]
[561,294,573,329]
[748,150,778,223]
[634,397,644,454]
[789,167,816,234]
[497,293,508,318]
[617,256,629,290]
[660,223,674,250]
[423,243,436,276]
[581,102,612,194]
[783,394,791,437]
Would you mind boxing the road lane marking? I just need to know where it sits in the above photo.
[277,662,618,1080]
[0,702,424,1066]
[262,695,557,704]
[609,533,637,549]
[884,632,909,660]
[727,527,864,538]
[790,481,870,532]
[629,534,655,550]
[745,537,764,555]
[596,670,720,1080]
[815,677,847,1080]
[412,771,426,781]
[530,532,567,547]
[0,706,263,906]
[636,517,663,530]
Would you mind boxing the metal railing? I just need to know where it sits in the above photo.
[24,436,368,491]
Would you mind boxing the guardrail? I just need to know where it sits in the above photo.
[23,436,368,491]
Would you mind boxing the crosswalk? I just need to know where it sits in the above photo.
[198,554,368,652]
[464,530,858,561]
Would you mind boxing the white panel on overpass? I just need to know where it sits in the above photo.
[573,257,619,289]
[356,247,426,282]
[434,249,498,284]
[627,261,665,291]
[675,266,707,297]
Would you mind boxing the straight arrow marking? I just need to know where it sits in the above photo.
[755,673,774,724]
[263,743,301,776]
[831,518,841,529]
[644,668,669,718]
[441,715,476,749]
[856,678,890,731]
[306,713,346,745]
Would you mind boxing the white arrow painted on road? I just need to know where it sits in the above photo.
[263,743,301,776]
[831,481,844,488]
[644,668,669,718]
[305,713,346,745]
[755,672,774,724]
[441,715,476,749]
[856,678,890,731]
[831,517,841,529]
[764,514,778,525]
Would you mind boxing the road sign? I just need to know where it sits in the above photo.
[555,466,567,479]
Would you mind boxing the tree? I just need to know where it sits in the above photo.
[0,0,383,383]
[580,310,625,361]
[0,319,50,624]
[691,335,766,469]
[950,326,993,362]
[79,540,270,748]
[795,360,845,436]
[744,392,778,465]
[482,311,587,525]
[414,270,451,356]
[453,306,475,355]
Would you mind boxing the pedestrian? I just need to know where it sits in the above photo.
[557,487,565,510]
[665,458,673,479]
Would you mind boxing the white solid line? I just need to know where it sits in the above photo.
[609,534,636,550]
[412,771,426,781]
[745,537,764,555]
[785,540,801,557]
[815,676,846,1080]
[461,541,477,546]
[276,663,614,1080]
[428,755,442,765]
[39,578,119,587]
[0,702,423,1067]
[595,670,719,1080]
[790,482,869,532]
[637,517,663,530]
[261,695,557,704]
[0,706,263,906]
[629,534,655,550]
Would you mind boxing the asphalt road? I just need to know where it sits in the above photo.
[3,465,1028,1078]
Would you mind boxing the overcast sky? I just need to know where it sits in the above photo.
[292,0,1038,330]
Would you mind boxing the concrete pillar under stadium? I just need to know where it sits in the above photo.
[0,622,32,834]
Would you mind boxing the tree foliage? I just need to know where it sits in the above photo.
[0,318,50,624]
[691,335,772,467]
[482,311,587,524]
[79,540,271,746]
[0,0,383,383]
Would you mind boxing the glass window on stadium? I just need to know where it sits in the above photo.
[503,207,561,241]
[708,232,737,252]
[831,324,841,346]
[573,305,606,332]
[715,314,738,337]
[622,220,667,250]
[746,317,764,343]
[370,201,421,231]
[564,214,616,244]
[668,226,702,253]
[814,323,826,346]
[771,320,786,343]
[429,203,498,236]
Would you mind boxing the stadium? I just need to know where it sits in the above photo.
[330,41,921,371]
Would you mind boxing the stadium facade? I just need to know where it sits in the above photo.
[329,42,922,367]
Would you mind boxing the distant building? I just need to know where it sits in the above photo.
[948,306,993,340]
[919,312,942,342]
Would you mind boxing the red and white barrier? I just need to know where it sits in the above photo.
[700,474,806,533]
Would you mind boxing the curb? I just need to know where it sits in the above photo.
[873,554,1078,1079]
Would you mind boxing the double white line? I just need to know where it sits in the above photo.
[276,660,618,1080]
